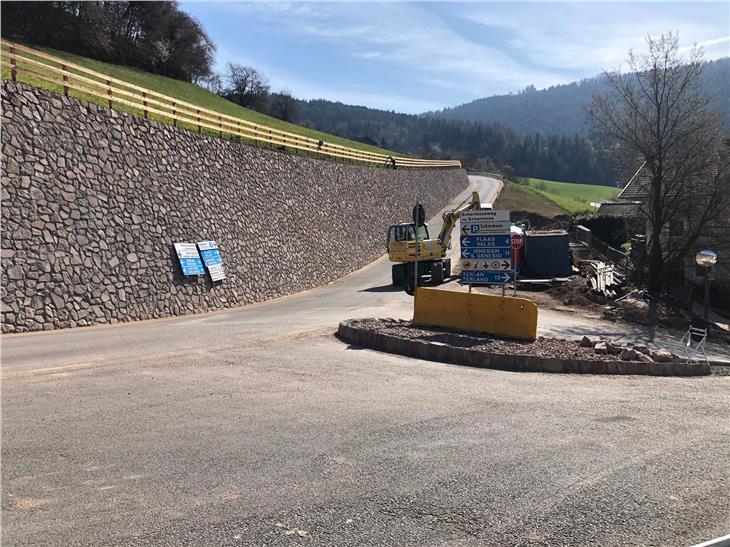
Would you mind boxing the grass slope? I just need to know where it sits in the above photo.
[495,182,567,218]
[517,177,621,214]
[1,43,396,156]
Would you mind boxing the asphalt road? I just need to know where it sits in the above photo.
[2,176,729,546]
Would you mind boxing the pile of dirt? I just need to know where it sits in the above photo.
[358,318,613,362]
[510,210,572,231]
[544,276,606,308]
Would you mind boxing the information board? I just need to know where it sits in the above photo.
[174,243,205,276]
[197,240,226,282]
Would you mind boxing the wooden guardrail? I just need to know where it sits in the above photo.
[0,40,461,169]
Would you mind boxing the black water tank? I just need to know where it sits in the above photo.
[524,231,571,278]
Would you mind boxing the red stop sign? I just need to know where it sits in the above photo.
[511,233,524,250]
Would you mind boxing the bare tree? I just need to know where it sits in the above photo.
[222,63,270,111]
[589,32,729,294]
[196,72,223,95]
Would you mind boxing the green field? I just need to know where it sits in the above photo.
[515,177,621,214]
[1,43,396,156]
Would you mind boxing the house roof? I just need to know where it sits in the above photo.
[597,201,641,217]
[618,156,727,202]
[617,162,647,200]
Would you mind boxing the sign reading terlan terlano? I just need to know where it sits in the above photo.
[174,242,205,276]
[197,240,226,282]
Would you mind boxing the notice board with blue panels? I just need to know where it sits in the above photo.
[174,242,205,276]
[197,240,226,281]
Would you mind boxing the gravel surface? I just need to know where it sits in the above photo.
[357,318,618,361]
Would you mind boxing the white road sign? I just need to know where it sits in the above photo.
[174,242,200,259]
[461,209,510,223]
[197,240,218,251]
[460,220,511,236]
[207,263,226,282]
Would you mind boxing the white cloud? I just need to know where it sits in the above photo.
[241,2,564,96]
[464,4,729,75]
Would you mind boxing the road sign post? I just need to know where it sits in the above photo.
[511,233,524,297]
[412,201,424,295]
[460,210,512,294]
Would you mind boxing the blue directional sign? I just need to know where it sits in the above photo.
[197,240,226,282]
[459,209,513,286]
[460,246,512,260]
[201,249,221,266]
[179,258,205,276]
[174,243,205,276]
[460,235,511,248]
[461,270,514,285]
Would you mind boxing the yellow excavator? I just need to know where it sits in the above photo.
[387,191,481,292]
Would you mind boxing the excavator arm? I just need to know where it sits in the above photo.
[437,191,481,249]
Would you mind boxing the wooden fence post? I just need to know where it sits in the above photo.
[218,115,222,137]
[9,46,16,81]
[61,64,68,96]
[107,80,112,108]
[172,101,177,127]
[143,92,148,119]
[197,110,201,133]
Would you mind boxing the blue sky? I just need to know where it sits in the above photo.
[181,1,730,113]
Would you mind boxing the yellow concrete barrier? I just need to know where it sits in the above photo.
[413,287,538,341]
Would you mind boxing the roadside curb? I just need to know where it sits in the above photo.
[336,319,711,376]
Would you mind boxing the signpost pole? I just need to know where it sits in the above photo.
[510,233,524,298]
[414,200,419,296]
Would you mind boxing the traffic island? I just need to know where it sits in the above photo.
[336,319,711,376]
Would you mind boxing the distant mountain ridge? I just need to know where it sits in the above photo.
[295,99,617,185]
[430,58,730,137]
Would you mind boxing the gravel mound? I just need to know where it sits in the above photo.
[357,319,613,362]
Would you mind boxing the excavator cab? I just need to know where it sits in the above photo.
[387,223,430,244]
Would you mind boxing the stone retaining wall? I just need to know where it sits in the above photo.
[1,82,468,332]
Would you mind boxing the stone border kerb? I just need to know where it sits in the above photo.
[336,319,711,376]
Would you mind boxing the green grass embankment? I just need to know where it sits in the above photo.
[1,43,397,157]
[495,182,568,217]
[515,177,621,214]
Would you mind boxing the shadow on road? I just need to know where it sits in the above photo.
[360,277,460,293]
[345,344,367,350]
[359,284,403,293]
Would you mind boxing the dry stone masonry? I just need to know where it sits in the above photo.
[1,82,468,332]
